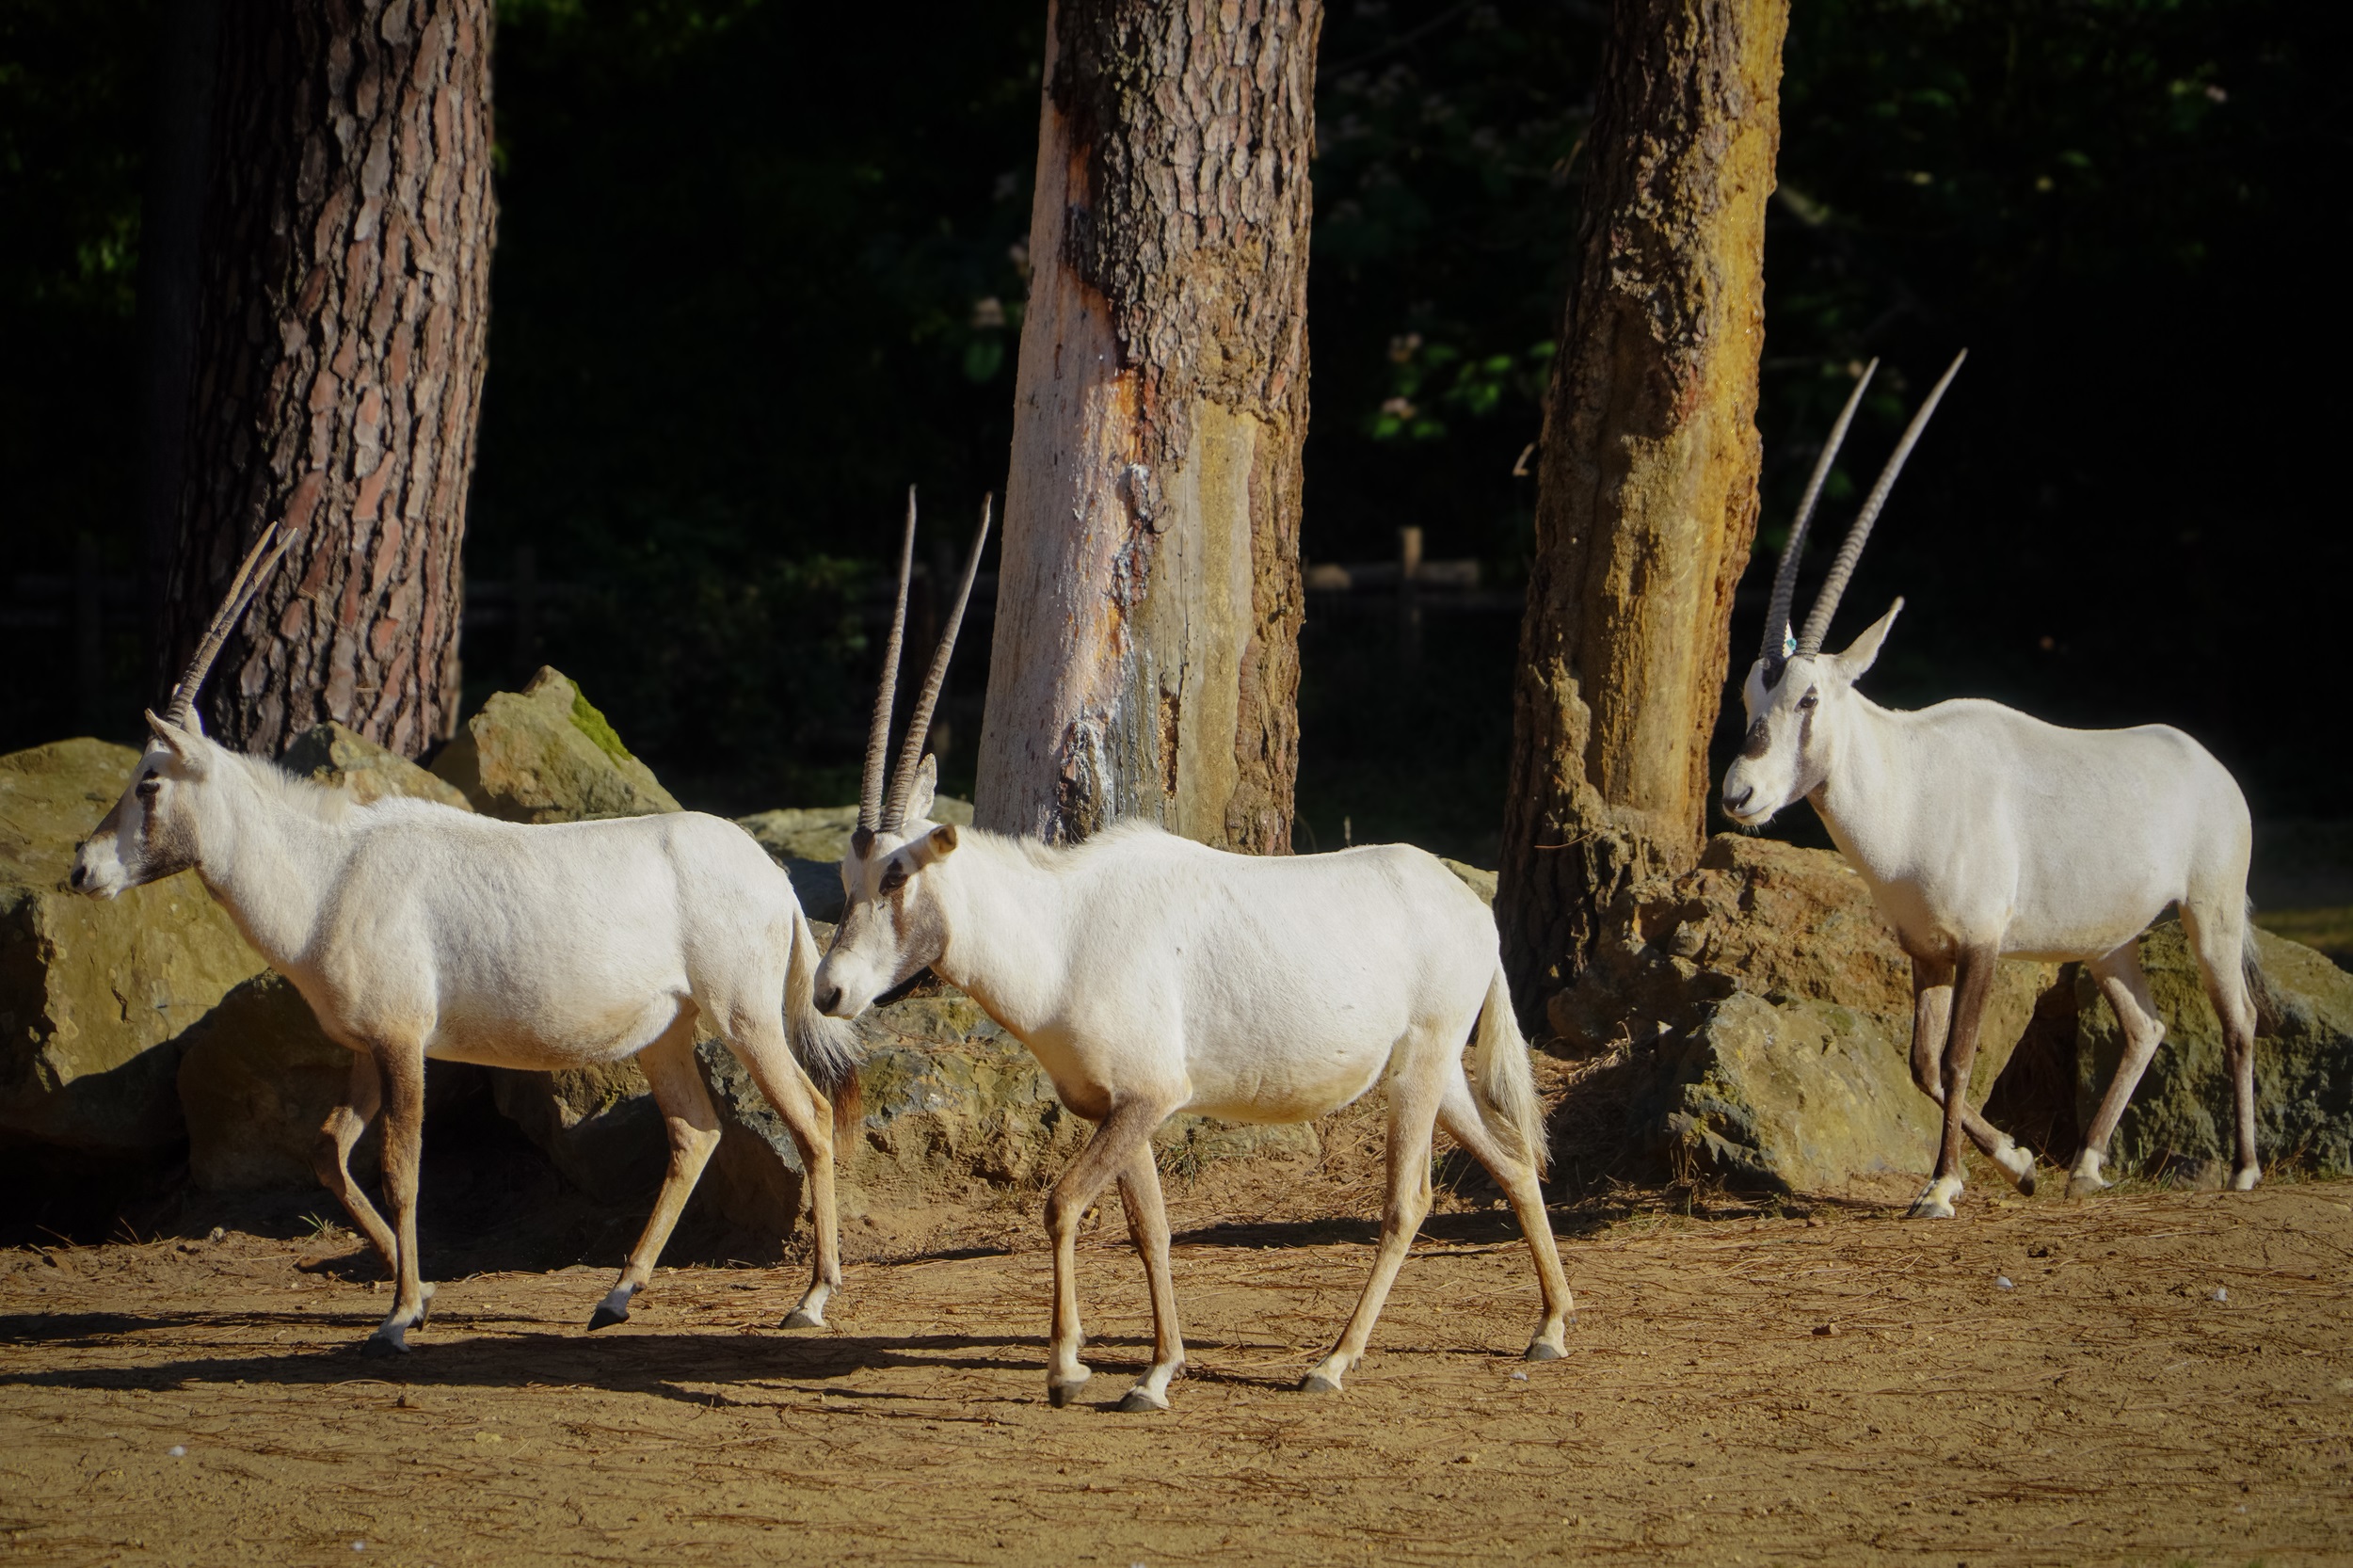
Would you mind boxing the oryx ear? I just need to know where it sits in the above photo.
[143,708,204,761]
[910,823,959,867]
[904,753,936,824]
[1834,598,1904,681]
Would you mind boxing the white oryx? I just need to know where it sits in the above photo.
[1721,353,2264,1217]
[814,499,1573,1412]
[72,523,860,1352]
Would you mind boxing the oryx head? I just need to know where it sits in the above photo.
[1721,353,1964,828]
[72,523,293,898]
[814,490,991,1019]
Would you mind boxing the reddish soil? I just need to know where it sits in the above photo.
[3,1175,2349,1566]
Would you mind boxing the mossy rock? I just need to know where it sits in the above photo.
[431,667,680,824]
[280,722,472,812]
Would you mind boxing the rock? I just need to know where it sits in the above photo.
[1438,859,1497,906]
[489,1059,670,1205]
[177,973,366,1191]
[430,667,681,823]
[1547,834,2058,1192]
[735,796,975,920]
[2072,919,2353,1179]
[0,740,267,1155]
[280,722,472,811]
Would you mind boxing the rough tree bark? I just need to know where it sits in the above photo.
[155,0,497,760]
[1496,0,1787,1017]
[973,0,1317,852]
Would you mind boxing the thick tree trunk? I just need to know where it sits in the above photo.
[156,0,496,760]
[973,0,1316,852]
[1496,0,1786,1016]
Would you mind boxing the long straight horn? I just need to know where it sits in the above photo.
[1795,349,1967,658]
[881,493,992,831]
[1761,359,1878,664]
[163,520,295,728]
[859,488,920,833]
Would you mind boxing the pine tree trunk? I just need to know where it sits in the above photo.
[973,0,1317,853]
[1496,0,1786,1016]
[156,0,497,760]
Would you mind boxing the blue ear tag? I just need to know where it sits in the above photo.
[1781,627,1797,658]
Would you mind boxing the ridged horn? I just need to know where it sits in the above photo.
[163,520,295,728]
[1795,349,1967,658]
[1761,359,1878,664]
[859,488,919,833]
[880,493,992,831]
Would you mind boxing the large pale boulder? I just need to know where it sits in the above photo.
[735,797,975,920]
[431,667,681,823]
[1546,835,2058,1192]
[2072,920,2353,1181]
[280,722,472,811]
[0,740,267,1154]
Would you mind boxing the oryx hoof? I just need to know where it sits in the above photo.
[2231,1166,2262,1192]
[1905,1197,1956,1220]
[360,1328,409,1358]
[1523,1339,1565,1363]
[587,1303,630,1332]
[2014,1170,2039,1197]
[1299,1371,1343,1396]
[1047,1374,1092,1409]
[1114,1387,1170,1414]
[780,1307,824,1330]
[2063,1173,2110,1200]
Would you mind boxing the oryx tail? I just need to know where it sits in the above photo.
[787,904,864,1134]
[1468,964,1548,1176]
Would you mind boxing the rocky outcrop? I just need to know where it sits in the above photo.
[735,797,976,921]
[280,722,472,811]
[1545,835,2059,1192]
[176,973,360,1190]
[0,740,268,1155]
[430,667,681,823]
[489,1059,670,1206]
[2070,920,2352,1182]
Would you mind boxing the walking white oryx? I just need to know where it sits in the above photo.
[72,522,861,1352]
[1720,353,2265,1217]
[813,498,1573,1412]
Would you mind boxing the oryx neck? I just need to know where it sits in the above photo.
[925,827,1075,1040]
[1807,689,1907,868]
[191,752,351,969]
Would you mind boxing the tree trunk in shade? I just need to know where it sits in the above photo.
[973,0,1317,854]
[155,0,496,760]
[1496,0,1786,1017]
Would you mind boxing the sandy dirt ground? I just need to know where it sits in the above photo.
[2,1177,2349,1568]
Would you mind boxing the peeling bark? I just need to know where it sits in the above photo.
[974,0,1317,853]
[1497,0,1787,1016]
[156,0,496,760]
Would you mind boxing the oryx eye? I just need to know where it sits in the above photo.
[878,862,909,894]
[1797,688,1818,711]
[135,776,161,799]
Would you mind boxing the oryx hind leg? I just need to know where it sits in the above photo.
[312,1049,397,1271]
[1907,957,2037,1200]
[361,1041,434,1356]
[2070,941,2166,1199]
[1304,1050,1443,1395]
[1040,1099,1170,1408]
[719,1008,841,1329]
[1436,1071,1574,1361]
[1111,1141,1184,1413]
[590,1010,721,1330]
[2180,899,2262,1191]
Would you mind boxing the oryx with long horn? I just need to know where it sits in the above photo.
[73,521,861,1352]
[815,497,1574,1411]
[1721,353,2265,1216]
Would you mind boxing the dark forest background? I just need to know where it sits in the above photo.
[4,0,2345,866]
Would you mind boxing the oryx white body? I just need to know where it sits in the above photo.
[1719,353,2263,1216]
[820,794,1570,1413]
[74,728,856,1352]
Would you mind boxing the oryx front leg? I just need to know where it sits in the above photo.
[361,1044,434,1356]
[1907,960,2036,1197]
[312,1049,396,1271]
[1909,948,1995,1220]
[1110,1142,1185,1412]
[590,1016,721,1330]
[724,1018,841,1329]
[1305,1068,1442,1394]
[2070,944,2166,1199]
[1042,1101,1167,1409]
